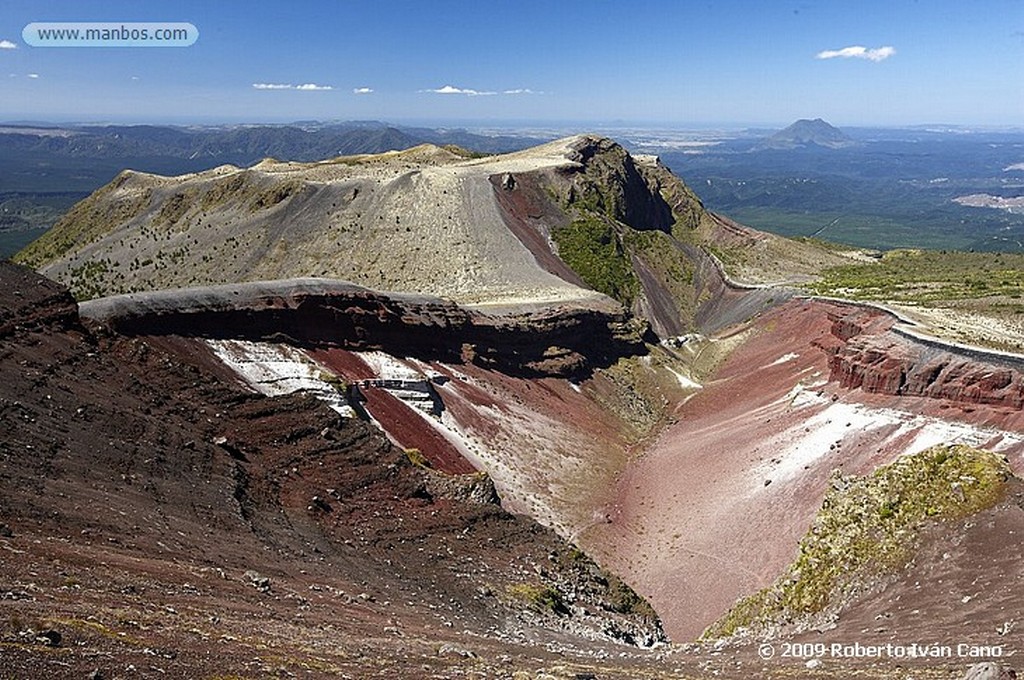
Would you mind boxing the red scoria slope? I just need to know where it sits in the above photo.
[0,262,671,678]
[585,297,1024,650]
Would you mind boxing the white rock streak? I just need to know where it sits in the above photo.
[756,382,1023,488]
[206,339,354,416]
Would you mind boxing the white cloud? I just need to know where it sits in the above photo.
[503,88,541,95]
[423,84,496,96]
[252,82,333,91]
[26,73,39,79]
[353,86,373,94]
[0,39,17,50]
[816,45,895,62]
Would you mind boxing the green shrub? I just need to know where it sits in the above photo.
[506,582,567,615]
[404,448,430,469]
[552,216,638,305]
[705,444,1011,639]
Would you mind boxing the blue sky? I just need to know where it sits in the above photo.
[1,0,1021,127]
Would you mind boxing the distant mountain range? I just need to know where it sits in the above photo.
[0,120,547,169]
[0,120,552,257]
[756,118,857,150]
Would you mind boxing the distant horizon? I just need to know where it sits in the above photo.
[3,116,1024,134]
[2,1,1021,127]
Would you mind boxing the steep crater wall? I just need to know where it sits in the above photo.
[816,305,1024,411]
[78,278,651,379]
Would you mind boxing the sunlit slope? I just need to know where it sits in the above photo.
[16,134,850,330]
[17,141,593,305]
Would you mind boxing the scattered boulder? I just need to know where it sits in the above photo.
[437,643,478,659]
[36,629,62,647]
[424,470,499,505]
[213,436,247,461]
[964,662,1018,680]
[243,570,271,593]
[309,495,332,512]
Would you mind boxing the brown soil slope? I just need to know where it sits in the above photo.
[0,262,667,678]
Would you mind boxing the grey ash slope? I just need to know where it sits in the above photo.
[19,139,607,306]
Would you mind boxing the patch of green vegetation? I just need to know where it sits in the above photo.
[155,190,199,228]
[604,573,657,619]
[51,616,148,647]
[506,582,567,615]
[440,144,490,159]
[201,173,250,210]
[794,235,877,255]
[66,258,113,300]
[403,448,430,469]
[705,444,1012,639]
[625,229,695,285]
[665,184,716,238]
[704,243,738,268]
[559,546,587,566]
[589,353,673,442]
[806,249,1024,333]
[811,249,1024,314]
[14,175,152,268]
[552,215,639,305]
[318,371,347,392]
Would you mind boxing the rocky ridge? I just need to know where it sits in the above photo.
[15,133,852,340]
[16,136,666,307]
[77,277,650,378]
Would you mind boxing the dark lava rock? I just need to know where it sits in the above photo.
[36,629,62,647]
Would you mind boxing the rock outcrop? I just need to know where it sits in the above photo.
[816,305,1024,410]
[79,277,650,378]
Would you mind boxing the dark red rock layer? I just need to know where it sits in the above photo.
[307,348,475,474]
[0,260,81,336]
[78,279,652,379]
[816,305,1024,411]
